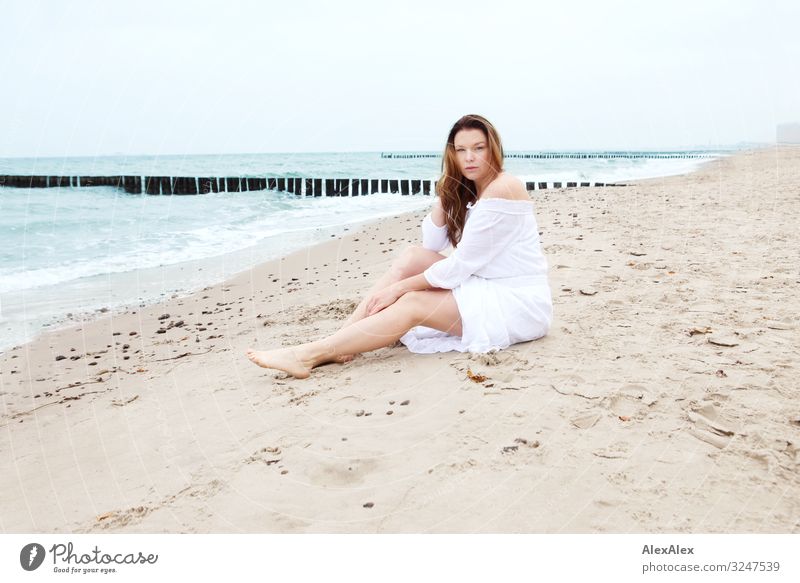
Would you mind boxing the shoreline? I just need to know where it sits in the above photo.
[0,196,433,355]
[0,151,734,356]
[1,146,798,533]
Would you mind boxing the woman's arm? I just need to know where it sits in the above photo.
[430,196,446,227]
[395,273,432,295]
[422,197,450,252]
[422,209,520,290]
[365,273,434,316]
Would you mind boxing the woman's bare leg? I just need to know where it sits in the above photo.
[335,246,446,362]
[340,269,400,329]
[246,289,461,379]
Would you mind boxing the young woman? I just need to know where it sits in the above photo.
[246,114,552,378]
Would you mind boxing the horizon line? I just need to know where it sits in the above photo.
[0,143,765,160]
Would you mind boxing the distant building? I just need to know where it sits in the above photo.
[777,123,800,143]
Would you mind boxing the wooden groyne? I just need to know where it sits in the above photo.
[381,151,715,159]
[0,175,627,195]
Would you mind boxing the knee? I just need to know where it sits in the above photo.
[396,290,426,321]
[390,245,427,279]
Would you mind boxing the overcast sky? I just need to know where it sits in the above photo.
[1,0,798,156]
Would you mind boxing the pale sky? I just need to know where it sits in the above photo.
[1,0,798,156]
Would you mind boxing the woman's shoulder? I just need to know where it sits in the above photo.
[481,172,529,201]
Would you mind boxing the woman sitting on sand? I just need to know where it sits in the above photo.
[246,114,553,378]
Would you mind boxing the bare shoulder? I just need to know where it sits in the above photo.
[482,173,529,201]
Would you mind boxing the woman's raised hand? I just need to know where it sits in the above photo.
[365,284,404,317]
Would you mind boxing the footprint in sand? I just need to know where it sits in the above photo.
[593,441,630,459]
[552,374,606,399]
[686,402,742,449]
[246,446,282,466]
[605,384,657,420]
[570,410,602,429]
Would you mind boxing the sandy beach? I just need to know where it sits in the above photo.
[1,146,798,534]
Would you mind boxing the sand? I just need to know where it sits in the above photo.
[1,146,798,533]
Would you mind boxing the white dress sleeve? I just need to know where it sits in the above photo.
[421,212,450,252]
[423,209,519,289]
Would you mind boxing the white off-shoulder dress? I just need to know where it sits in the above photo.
[398,197,553,354]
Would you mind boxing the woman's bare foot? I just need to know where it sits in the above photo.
[245,347,312,379]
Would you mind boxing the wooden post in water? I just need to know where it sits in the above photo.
[124,176,142,194]
[159,177,172,195]
[145,176,159,195]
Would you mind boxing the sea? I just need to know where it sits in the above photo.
[0,149,736,353]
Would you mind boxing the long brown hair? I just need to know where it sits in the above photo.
[436,114,505,248]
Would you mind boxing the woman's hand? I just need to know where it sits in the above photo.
[365,283,404,317]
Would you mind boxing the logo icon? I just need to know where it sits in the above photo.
[20,543,46,571]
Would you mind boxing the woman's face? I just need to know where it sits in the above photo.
[453,128,493,182]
